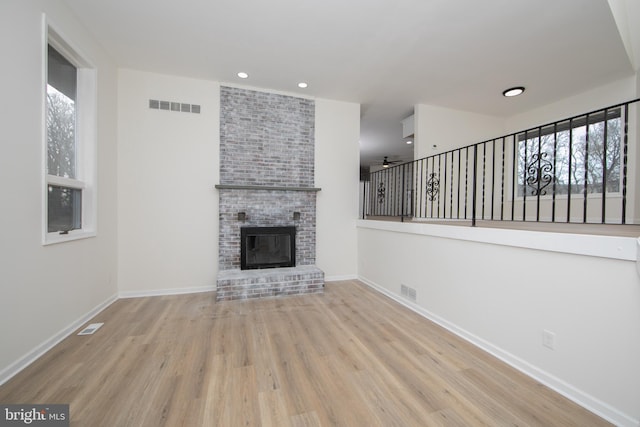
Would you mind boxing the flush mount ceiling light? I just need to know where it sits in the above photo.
[502,86,525,97]
[237,72,249,79]
[298,82,308,88]
[406,140,413,145]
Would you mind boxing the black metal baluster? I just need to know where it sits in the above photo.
[362,180,366,219]
[383,170,388,215]
[457,149,462,219]
[396,167,401,216]
[601,109,608,224]
[430,156,435,218]
[450,152,454,218]
[500,137,505,221]
[378,172,382,216]
[522,131,528,221]
[465,147,470,219]
[536,127,542,222]
[372,174,377,216]
[491,139,496,220]
[377,173,381,216]
[443,152,448,218]
[437,155,441,218]
[481,143,486,220]
[552,123,557,223]
[511,134,516,221]
[583,114,590,223]
[567,118,573,222]
[472,145,478,226]
[410,162,415,217]
[419,158,424,218]
[622,103,629,224]
[400,164,406,222]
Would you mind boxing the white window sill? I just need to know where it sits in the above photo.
[43,230,96,246]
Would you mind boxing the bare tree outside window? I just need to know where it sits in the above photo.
[47,85,76,178]
[517,111,621,197]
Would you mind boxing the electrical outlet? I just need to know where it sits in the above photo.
[543,330,556,350]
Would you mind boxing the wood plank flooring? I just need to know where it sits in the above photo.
[0,281,612,426]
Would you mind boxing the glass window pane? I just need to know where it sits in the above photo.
[47,45,76,179]
[48,186,82,233]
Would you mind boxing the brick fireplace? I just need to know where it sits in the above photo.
[215,86,324,301]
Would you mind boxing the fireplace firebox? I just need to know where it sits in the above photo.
[240,226,296,270]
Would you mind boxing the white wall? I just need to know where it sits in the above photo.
[0,0,118,382]
[315,99,360,280]
[414,104,505,159]
[117,69,220,295]
[358,221,640,426]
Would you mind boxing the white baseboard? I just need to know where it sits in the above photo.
[324,274,358,282]
[0,293,118,387]
[358,276,639,427]
[119,285,216,299]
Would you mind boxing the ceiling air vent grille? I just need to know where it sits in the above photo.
[149,99,201,114]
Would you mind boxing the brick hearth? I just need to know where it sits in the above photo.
[216,266,324,301]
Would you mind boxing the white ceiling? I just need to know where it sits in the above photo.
[63,0,635,168]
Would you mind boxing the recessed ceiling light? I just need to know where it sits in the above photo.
[406,140,413,145]
[237,72,249,79]
[298,82,308,88]
[503,86,525,97]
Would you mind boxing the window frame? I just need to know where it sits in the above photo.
[42,17,97,245]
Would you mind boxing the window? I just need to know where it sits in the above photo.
[517,109,621,197]
[44,24,97,244]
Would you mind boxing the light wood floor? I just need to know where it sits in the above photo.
[0,281,611,426]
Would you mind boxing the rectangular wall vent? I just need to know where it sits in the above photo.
[400,284,416,301]
[77,322,104,336]
[149,99,201,114]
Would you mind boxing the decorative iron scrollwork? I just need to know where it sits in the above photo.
[426,173,440,201]
[377,182,386,204]
[525,153,553,196]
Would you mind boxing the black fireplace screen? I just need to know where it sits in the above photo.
[240,226,296,270]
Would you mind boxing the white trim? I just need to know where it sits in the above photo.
[46,174,85,189]
[357,276,639,427]
[357,219,638,261]
[43,229,96,246]
[0,293,117,387]
[119,285,216,299]
[324,274,358,282]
